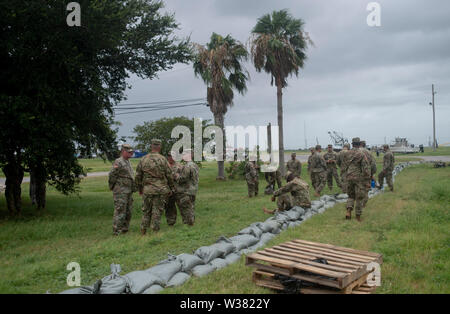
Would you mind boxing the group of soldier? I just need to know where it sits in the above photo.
[244,138,395,222]
[108,140,199,236]
[109,136,396,235]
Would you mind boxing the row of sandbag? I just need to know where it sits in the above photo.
[59,162,412,294]
[60,206,308,294]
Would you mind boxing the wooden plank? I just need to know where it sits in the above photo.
[247,253,300,272]
[279,243,368,265]
[294,239,382,259]
[258,249,352,276]
[283,242,375,264]
[250,252,347,278]
[286,241,376,263]
[264,248,359,273]
[248,262,341,288]
[273,245,362,269]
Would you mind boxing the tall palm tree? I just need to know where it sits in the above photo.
[193,33,249,179]
[250,9,312,176]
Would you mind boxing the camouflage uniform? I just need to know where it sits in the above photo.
[378,147,395,191]
[307,149,314,173]
[108,156,136,235]
[265,170,282,191]
[287,158,302,178]
[135,150,174,233]
[165,161,182,226]
[244,161,259,197]
[360,145,377,207]
[337,147,350,193]
[173,161,199,225]
[309,151,327,194]
[323,149,342,190]
[346,143,370,217]
[274,177,311,209]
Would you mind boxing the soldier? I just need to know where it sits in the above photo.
[337,143,350,193]
[345,138,370,222]
[244,160,259,197]
[135,139,175,235]
[264,169,282,193]
[287,152,302,178]
[309,145,327,197]
[378,144,395,191]
[165,152,182,226]
[173,151,199,226]
[108,144,136,235]
[265,171,311,214]
[307,147,315,173]
[360,141,377,207]
[323,144,342,191]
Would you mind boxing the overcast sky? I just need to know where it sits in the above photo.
[117,0,450,149]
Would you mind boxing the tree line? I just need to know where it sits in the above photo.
[0,0,311,215]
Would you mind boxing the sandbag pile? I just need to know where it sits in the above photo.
[59,162,412,294]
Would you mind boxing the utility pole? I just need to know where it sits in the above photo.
[430,84,437,151]
[267,122,272,157]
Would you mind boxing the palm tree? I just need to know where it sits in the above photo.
[250,9,312,176]
[193,33,249,179]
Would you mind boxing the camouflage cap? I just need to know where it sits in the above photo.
[151,139,162,146]
[310,147,315,151]
[121,144,134,152]
[328,144,333,148]
[343,143,350,148]
[352,137,361,144]
[315,145,322,150]
[291,152,296,156]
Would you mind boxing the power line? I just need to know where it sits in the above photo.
[115,97,205,107]
[115,102,207,116]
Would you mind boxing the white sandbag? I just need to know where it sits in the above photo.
[290,206,305,216]
[284,209,301,221]
[336,193,348,200]
[194,240,234,264]
[238,226,263,239]
[146,259,182,285]
[191,264,216,277]
[229,234,259,250]
[143,284,164,294]
[59,286,95,294]
[259,232,276,245]
[176,253,205,272]
[99,264,127,294]
[209,258,229,270]
[166,272,191,287]
[224,253,241,264]
[125,270,163,294]
[257,220,281,234]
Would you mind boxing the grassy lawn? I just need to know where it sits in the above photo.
[0,159,448,294]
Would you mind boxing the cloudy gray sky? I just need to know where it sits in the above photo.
[117,0,450,149]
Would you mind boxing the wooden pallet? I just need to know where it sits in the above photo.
[253,270,376,294]
[246,239,382,290]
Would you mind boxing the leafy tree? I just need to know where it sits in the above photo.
[0,0,191,214]
[133,116,212,158]
[250,9,312,176]
[193,33,249,180]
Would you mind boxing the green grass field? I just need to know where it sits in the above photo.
[0,159,449,294]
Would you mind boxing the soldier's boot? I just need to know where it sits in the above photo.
[356,215,362,222]
[140,228,147,236]
[345,208,352,220]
